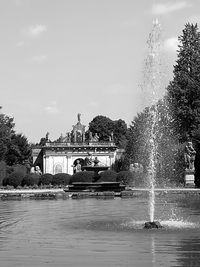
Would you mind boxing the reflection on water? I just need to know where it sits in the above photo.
[177,237,200,267]
[0,195,200,266]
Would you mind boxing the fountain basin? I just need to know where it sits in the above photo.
[82,166,109,172]
[82,165,109,182]
[67,182,125,192]
[144,221,163,229]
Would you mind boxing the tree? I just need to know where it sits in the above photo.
[155,98,184,185]
[167,23,200,141]
[88,115,128,147]
[5,133,32,166]
[124,99,183,185]
[113,119,128,148]
[0,112,15,161]
[123,107,152,171]
[88,115,114,141]
[166,23,200,186]
[0,110,31,166]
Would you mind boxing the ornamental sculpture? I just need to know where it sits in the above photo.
[184,141,196,170]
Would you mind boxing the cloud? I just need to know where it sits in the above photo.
[163,37,179,52]
[44,101,60,114]
[25,24,47,38]
[152,1,191,15]
[31,55,47,63]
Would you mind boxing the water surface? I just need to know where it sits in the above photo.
[0,194,200,266]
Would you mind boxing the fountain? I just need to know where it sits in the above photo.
[141,19,163,229]
[69,156,125,192]
[82,156,109,182]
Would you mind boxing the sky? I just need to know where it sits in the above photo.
[0,0,200,143]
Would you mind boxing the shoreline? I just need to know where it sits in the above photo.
[0,187,200,200]
[0,188,64,194]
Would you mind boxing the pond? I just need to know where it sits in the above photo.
[0,193,200,266]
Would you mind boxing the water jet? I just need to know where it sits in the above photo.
[141,19,164,229]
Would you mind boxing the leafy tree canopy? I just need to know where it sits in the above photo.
[167,23,200,140]
[88,115,128,147]
[5,134,32,166]
[0,111,15,161]
[0,108,31,165]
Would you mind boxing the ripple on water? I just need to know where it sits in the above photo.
[121,219,199,231]
[160,219,199,229]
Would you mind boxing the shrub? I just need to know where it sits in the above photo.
[97,170,117,182]
[52,173,71,186]
[32,184,39,189]
[2,177,8,187]
[116,171,135,186]
[5,171,25,188]
[70,171,94,183]
[6,165,14,176]
[134,172,146,187]
[5,185,14,190]
[1,164,29,186]
[39,173,53,185]
[12,164,27,176]
[21,173,40,187]
[0,161,7,186]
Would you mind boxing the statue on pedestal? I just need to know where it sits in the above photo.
[73,160,82,173]
[89,132,99,142]
[45,132,50,142]
[109,132,114,142]
[111,132,114,141]
[184,141,196,170]
[66,132,71,142]
[93,133,99,142]
[89,131,93,141]
[71,114,86,143]
[59,133,64,142]
[77,113,81,123]
[93,157,100,166]
[85,157,92,166]
[30,166,42,175]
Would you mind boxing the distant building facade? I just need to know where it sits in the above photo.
[32,114,123,175]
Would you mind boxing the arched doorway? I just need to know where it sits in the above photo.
[54,163,62,174]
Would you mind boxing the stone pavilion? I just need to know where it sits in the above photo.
[32,114,123,175]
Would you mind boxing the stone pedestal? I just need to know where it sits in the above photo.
[184,169,195,187]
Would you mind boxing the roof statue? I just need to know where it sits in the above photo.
[77,113,81,123]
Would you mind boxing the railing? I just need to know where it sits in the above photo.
[44,141,116,147]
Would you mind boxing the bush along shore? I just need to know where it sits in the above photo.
[0,169,145,200]
[1,168,144,188]
[1,168,194,200]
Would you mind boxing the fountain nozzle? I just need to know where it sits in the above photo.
[144,221,163,229]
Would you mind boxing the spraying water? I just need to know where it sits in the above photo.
[141,19,162,223]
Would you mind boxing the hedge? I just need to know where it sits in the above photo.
[97,170,117,182]
[39,173,53,185]
[0,161,6,186]
[116,171,134,186]
[4,171,25,188]
[117,171,145,187]
[52,173,71,185]
[70,171,94,183]
[21,173,40,186]
[12,164,28,176]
